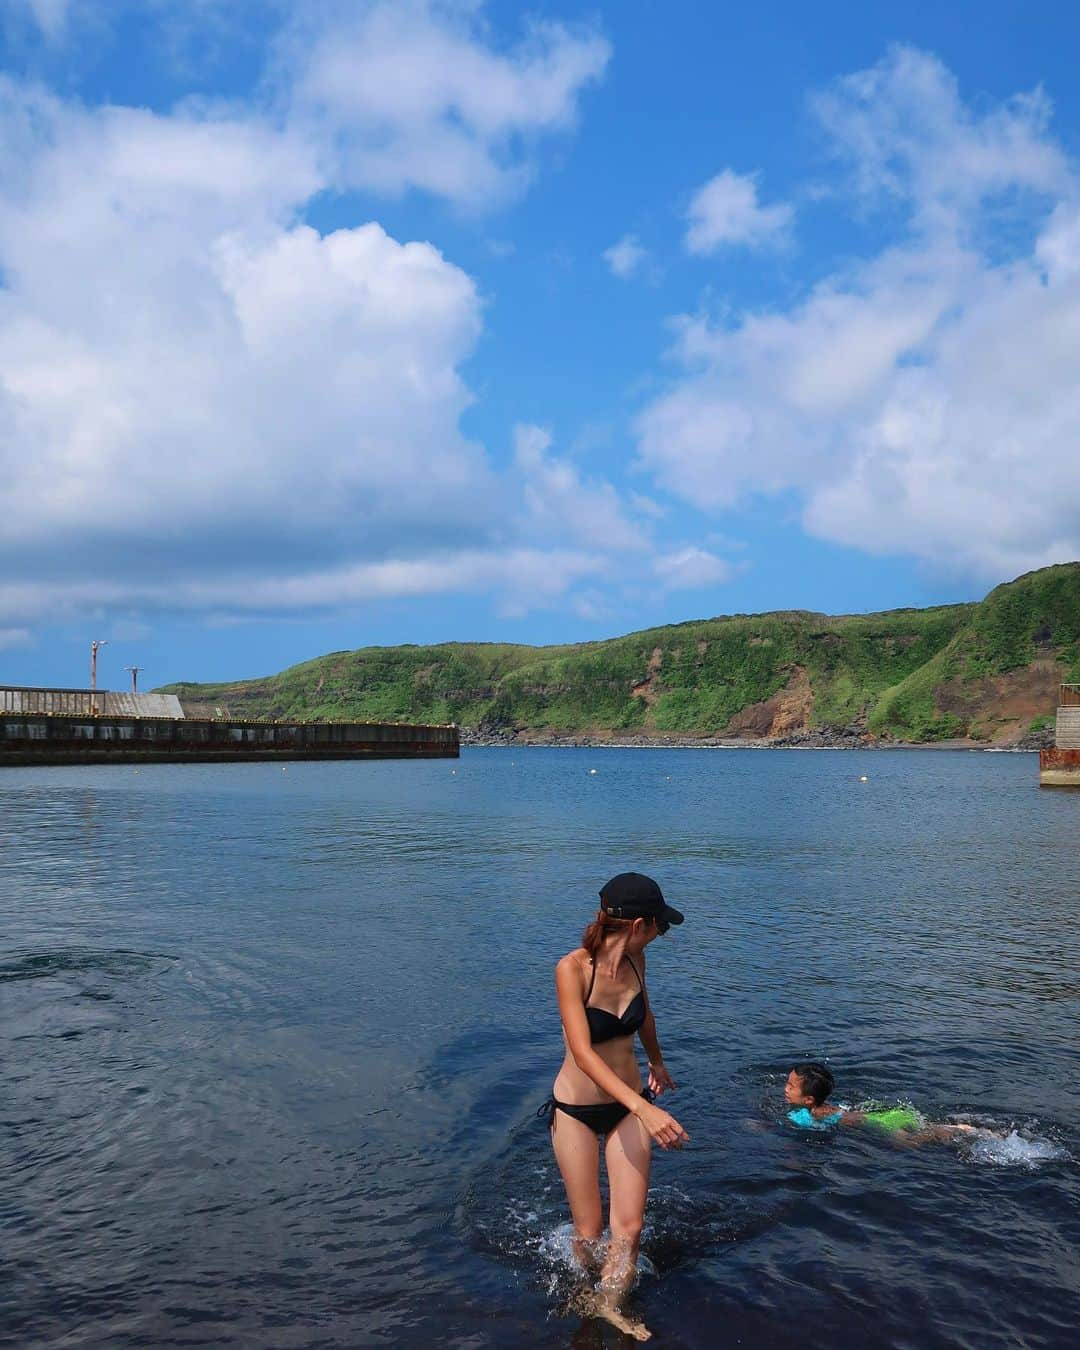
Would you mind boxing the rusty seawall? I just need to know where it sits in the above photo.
[0,714,459,765]
[1039,688,1080,786]
[1039,747,1080,787]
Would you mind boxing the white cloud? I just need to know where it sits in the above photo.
[0,4,629,635]
[604,233,647,279]
[513,423,643,552]
[1035,201,1080,281]
[571,590,607,621]
[638,48,1080,579]
[0,550,609,620]
[0,625,33,650]
[5,0,71,39]
[283,1,610,207]
[638,239,962,507]
[5,2,610,211]
[802,254,1080,574]
[0,67,636,631]
[110,619,152,641]
[685,169,793,254]
[629,491,666,520]
[652,547,733,590]
[0,87,489,550]
[811,44,1068,232]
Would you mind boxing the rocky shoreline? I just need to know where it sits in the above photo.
[458,724,1052,751]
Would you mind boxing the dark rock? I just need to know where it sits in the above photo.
[1014,723,1056,751]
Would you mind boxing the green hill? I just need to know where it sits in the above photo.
[160,562,1080,745]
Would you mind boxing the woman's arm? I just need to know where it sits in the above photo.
[638,1007,663,1067]
[555,957,688,1149]
[635,956,676,1094]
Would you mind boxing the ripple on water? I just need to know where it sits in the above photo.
[0,947,175,985]
[1,946,178,1044]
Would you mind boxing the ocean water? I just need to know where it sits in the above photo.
[1,748,1078,1349]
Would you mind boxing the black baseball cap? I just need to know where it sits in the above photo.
[599,873,684,933]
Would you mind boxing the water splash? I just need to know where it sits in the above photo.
[470,1194,656,1299]
[468,1169,743,1300]
[537,1224,658,1288]
[965,1129,1070,1169]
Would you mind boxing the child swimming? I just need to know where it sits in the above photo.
[784,1062,981,1143]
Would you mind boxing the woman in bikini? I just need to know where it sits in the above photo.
[545,872,689,1340]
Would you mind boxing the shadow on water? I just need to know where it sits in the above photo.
[1,947,179,1041]
[0,947,175,985]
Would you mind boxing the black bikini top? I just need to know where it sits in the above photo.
[584,956,646,1044]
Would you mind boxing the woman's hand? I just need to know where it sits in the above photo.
[648,1061,676,1096]
[635,1099,690,1150]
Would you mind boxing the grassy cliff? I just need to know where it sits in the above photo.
[161,562,1080,744]
[868,564,1080,741]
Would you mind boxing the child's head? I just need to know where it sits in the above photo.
[785,1062,835,1107]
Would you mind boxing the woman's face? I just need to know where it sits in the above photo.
[629,916,661,952]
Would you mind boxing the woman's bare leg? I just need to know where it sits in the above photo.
[597,1111,652,1341]
[550,1110,603,1273]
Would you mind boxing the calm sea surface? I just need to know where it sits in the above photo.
[2,748,1078,1348]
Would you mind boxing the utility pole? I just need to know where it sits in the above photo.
[124,666,143,695]
[90,639,108,716]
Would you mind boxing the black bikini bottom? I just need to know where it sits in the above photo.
[539,1088,654,1136]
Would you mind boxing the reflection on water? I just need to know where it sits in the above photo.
[1,750,1078,1348]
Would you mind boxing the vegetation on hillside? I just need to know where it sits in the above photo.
[869,564,1080,740]
[160,563,1080,744]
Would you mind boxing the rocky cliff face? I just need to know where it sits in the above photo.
[164,563,1080,747]
[724,666,815,738]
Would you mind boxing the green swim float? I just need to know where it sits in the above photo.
[864,1106,922,1133]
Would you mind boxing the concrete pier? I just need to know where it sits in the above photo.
[1039,684,1080,787]
[1039,747,1080,787]
[0,712,458,765]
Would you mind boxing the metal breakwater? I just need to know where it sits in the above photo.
[0,714,458,765]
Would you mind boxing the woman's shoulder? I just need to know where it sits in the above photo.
[555,949,591,981]
[556,947,590,969]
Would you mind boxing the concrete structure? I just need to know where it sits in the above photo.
[1040,685,1080,787]
[0,713,458,765]
[1054,708,1080,750]
[0,686,458,765]
[0,686,184,718]
[0,680,459,766]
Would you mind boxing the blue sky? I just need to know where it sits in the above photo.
[1,0,1079,689]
